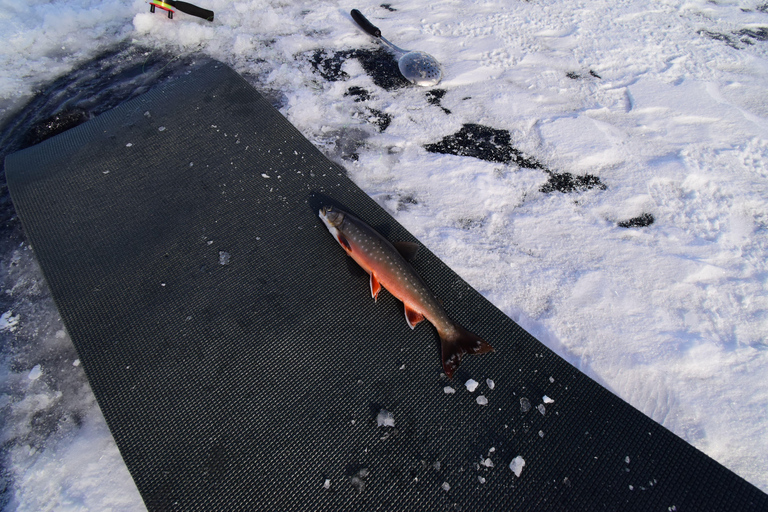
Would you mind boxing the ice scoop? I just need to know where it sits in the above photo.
[350,9,443,87]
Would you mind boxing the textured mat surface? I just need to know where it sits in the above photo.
[6,62,767,511]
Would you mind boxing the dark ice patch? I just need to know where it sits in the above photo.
[343,87,391,132]
[345,86,371,102]
[333,127,369,161]
[458,217,485,230]
[618,213,655,228]
[736,27,768,43]
[540,171,607,194]
[397,194,418,211]
[309,48,410,90]
[567,71,602,80]
[424,124,545,169]
[425,89,451,114]
[699,27,768,48]
[365,108,392,132]
[699,30,740,49]
[309,49,350,82]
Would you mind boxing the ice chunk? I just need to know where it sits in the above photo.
[465,379,479,392]
[27,364,42,380]
[478,476,486,484]
[520,397,531,413]
[0,311,20,332]
[441,482,450,492]
[537,404,546,415]
[509,456,526,477]
[480,457,493,468]
[486,378,495,390]
[219,251,231,265]
[443,386,456,394]
[376,409,395,427]
[323,479,330,489]
[350,476,365,493]
[476,395,488,406]
[543,395,554,403]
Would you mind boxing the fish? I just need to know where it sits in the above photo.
[319,206,493,377]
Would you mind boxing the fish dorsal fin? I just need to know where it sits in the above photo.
[404,304,425,329]
[370,273,381,302]
[393,241,420,261]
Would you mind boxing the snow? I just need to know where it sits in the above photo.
[1,0,767,507]
[464,378,479,392]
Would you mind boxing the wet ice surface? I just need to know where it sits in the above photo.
[2,0,768,507]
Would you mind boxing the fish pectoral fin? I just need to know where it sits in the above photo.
[337,233,352,252]
[370,273,381,302]
[404,304,425,329]
[393,241,420,261]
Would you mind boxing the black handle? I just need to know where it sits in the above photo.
[351,9,381,38]
[168,0,214,21]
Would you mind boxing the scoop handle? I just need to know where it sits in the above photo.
[168,0,214,21]
[351,9,382,38]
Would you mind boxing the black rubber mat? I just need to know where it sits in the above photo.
[6,62,767,511]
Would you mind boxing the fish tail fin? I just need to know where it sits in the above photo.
[439,324,494,378]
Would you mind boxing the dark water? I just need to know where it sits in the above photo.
[0,42,213,247]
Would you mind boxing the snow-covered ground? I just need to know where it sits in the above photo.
[2,0,767,509]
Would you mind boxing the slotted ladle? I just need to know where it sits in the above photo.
[350,9,443,87]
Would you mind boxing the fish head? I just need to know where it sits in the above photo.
[319,206,352,252]
[319,206,345,228]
